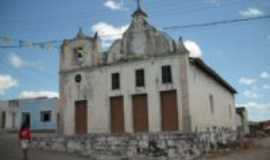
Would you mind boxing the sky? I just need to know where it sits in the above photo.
[0,0,269,121]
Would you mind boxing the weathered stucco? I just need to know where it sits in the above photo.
[107,10,176,64]
[60,30,102,72]
[188,63,236,131]
[61,54,186,135]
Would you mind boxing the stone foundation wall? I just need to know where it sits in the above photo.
[30,128,238,160]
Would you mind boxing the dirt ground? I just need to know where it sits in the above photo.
[203,137,270,160]
[0,133,88,160]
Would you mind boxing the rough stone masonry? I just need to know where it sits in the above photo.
[30,128,238,160]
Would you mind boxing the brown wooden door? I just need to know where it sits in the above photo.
[132,94,149,132]
[75,100,87,134]
[110,96,124,133]
[160,90,179,131]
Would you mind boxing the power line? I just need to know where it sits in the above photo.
[0,0,254,26]
[162,15,270,30]
[1,15,269,49]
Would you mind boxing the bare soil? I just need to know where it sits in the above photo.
[202,137,270,160]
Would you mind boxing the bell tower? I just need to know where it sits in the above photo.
[60,28,102,72]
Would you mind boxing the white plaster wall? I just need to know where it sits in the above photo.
[0,101,8,130]
[0,101,21,130]
[6,107,21,130]
[242,110,250,134]
[61,54,184,135]
[235,113,242,128]
[188,64,236,131]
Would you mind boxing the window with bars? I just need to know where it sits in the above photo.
[135,69,145,87]
[162,65,172,84]
[111,73,120,90]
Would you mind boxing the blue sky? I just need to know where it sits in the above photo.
[0,0,270,121]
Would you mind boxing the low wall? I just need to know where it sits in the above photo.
[30,128,238,160]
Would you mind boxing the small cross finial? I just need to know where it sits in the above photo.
[132,0,148,18]
[136,0,141,9]
[76,27,85,38]
[78,27,83,33]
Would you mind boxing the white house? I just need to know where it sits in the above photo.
[0,97,59,133]
[0,100,21,132]
[59,5,237,135]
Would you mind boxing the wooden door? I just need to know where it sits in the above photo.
[110,96,124,133]
[132,94,149,132]
[160,90,179,131]
[75,100,87,134]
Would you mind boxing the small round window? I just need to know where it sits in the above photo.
[75,74,82,83]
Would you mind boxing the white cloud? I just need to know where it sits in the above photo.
[92,22,128,48]
[8,53,44,71]
[239,8,264,18]
[243,90,260,99]
[260,71,270,79]
[0,74,18,95]
[239,77,256,85]
[9,53,26,68]
[262,84,270,89]
[19,90,59,99]
[238,102,270,121]
[239,102,270,112]
[104,0,125,11]
[183,40,202,58]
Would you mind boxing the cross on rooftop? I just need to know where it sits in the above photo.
[132,0,148,17]
[136,0,142,9]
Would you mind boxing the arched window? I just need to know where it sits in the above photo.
[73,47,84,64]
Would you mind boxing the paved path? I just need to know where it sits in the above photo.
[0,133,88,160]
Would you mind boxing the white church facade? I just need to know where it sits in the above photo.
[59,6,237,135]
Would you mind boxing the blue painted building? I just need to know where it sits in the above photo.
[20,97,58,132]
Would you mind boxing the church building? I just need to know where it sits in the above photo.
[59,5,237,135]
